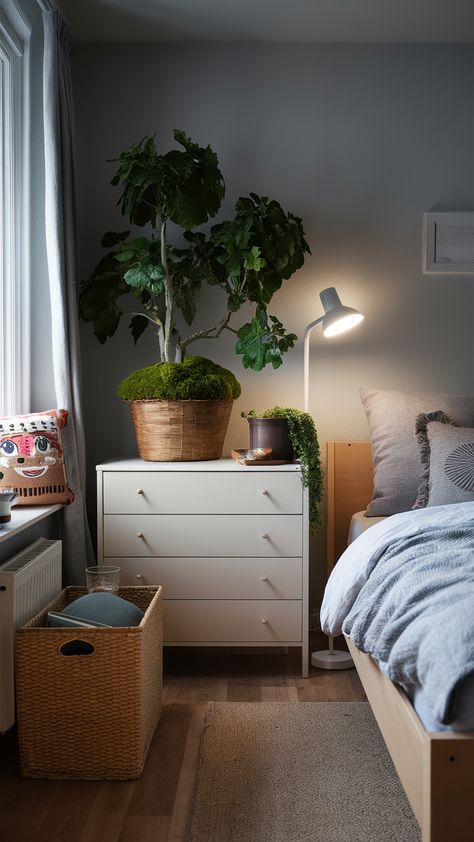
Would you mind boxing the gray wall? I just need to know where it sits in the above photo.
[71,43,474,599]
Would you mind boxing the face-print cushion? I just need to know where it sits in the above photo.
[0,409,74,505]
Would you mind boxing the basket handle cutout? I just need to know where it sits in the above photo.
[59,640,95,657]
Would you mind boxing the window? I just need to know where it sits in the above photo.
[0,4,31,415]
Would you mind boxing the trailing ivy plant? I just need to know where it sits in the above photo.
[242,407,323,533]
[79,130,310,372]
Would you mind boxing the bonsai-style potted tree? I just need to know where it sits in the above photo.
[242,407,323,533]
[80,130,310,460]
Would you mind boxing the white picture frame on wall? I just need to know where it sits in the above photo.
[423,212,474,274]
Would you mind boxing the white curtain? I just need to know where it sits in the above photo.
[41,3,94,582]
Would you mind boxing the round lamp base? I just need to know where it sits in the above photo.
[311,649,354,670]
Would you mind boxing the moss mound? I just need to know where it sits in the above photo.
[117,356,242,401]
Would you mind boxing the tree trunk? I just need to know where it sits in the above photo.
[161,221,174,363]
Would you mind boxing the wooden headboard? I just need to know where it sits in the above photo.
[326,441,373,575]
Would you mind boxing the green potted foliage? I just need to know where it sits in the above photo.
[242,408,323,533]
[80,130,310,460]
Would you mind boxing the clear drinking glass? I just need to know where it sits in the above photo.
[0,489,16,528]
[85,565,121,594]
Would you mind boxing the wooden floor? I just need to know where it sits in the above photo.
[0,635,365,842]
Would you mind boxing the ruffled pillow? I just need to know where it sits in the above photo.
[414,410,474,508]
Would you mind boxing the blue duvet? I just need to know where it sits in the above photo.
[320,502,474,725]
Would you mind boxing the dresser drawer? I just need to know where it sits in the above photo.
[102,471,302,515]
[103,514,302,558]
[163,600,302,643]
[108,557,302,599]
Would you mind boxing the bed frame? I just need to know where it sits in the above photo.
[327,442,474,842]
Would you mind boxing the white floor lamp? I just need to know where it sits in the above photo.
[304,287,364,670]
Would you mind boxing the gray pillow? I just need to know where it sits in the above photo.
[415,416,474,508]
[360,388,474,516]
[413,410,457,508]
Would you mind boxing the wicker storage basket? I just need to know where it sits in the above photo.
[16,585,162,780]
[128,398,233,461]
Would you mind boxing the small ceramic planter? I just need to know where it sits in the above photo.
[247,417,294,461]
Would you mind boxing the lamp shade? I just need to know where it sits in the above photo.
[319,287,364,337]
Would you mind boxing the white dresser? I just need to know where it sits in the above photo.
[96,459,309,676]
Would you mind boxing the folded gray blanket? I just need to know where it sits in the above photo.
[342,521,474,725]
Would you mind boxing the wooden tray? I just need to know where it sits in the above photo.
[230,449,293,466]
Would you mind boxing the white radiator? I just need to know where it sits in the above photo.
[0,538,62,732]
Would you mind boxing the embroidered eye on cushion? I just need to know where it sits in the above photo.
[414,410,474,508]
[0,409,74,505]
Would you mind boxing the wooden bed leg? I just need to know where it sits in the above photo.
[422,736,474,842]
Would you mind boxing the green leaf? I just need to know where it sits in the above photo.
[235,310,297,371]
[89,252,123,282]
[110,135,160,227]
[145,264,164,283]
[79,255,129,333]
[113,237,151,264]
[167,245,203,325]
[159,132,225,228]
[244,246,266,273]
[93,307,121,344]
[124,266,149,288]
[149,239,162,261]
[114,249,136,263]
[173,280,199,325]
[129,315,149,344]
[173,129,197,151]
[235,317,268,371]
[101,230,130,248]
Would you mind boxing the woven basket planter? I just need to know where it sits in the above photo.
[16,586,162,780]
[128,399,233,461]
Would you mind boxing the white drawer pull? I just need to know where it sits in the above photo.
[137,532,144,539]
[136,573,143,580]
[261,618,268,624]
[260,532,268,539]
[137,488,144,495]
[261,489,268,495]
[260,576,268,582]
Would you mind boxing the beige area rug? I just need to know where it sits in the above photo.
[187,702,421,842]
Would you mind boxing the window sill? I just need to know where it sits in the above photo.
[0,504,62,545]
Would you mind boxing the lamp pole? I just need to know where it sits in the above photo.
[304,288,363,670]
[303,318,324,414]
